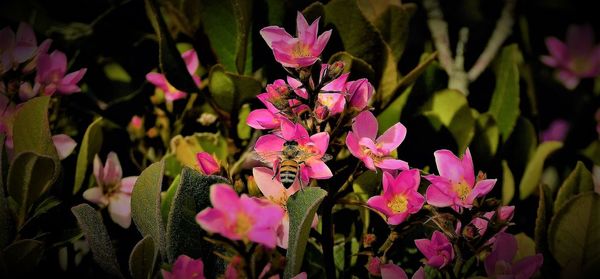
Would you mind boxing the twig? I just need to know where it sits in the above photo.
[423,0,454,74]
[448,28,469,94]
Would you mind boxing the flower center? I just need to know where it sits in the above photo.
[235,212,254,237]
[292,42,311,58]
[453,181,472,200]
[387,195,408,213]
[571,56,593,74]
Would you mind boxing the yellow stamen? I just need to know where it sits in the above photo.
[387,195,408,213]
[235,212,254,238]
[292,42,311,58]
[454,181,472,200]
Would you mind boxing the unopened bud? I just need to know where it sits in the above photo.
[247,175,262,197]
[314,104,330,120]
[363,234,376,248]
[327,61,345,79]
[197,113,217,126]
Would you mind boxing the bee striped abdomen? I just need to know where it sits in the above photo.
[279,159,298,188]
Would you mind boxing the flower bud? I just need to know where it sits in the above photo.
[196,152,220,175]
[327,61,345,79]
[346,79,374,111]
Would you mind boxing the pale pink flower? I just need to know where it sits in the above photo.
[146,49,200,102]
[130,115,143,129]
[254,119,332,184]
[541,24,600,90]
[346,110,409,171]
[260,12,332,68]
[1,22,51,74]
[315,73,348,119]
[540,119,569,142]
[367,169,425,225]
[367,257,425,279]
[425,148,496,211]
[414,231,454,269]
[196,152,220,175]
[162,255,205,279]
[346,78,374,111]
[196,184,284,248]
[35,50,87,95]
[83,152,138,228]
[52,134,77,160]
[18,81,36,101]
[470,206,515,239]
[484,232,543,279]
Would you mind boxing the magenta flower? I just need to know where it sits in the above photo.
[367,257,424,279]
[254,119,332,184]
[247,79,307,130]
[1,22,51,74]
[35,50,87,96]
[414,231,454,269]
[162,255,205,279]
[196,152,220,175]
[146,49,200,102]
[346,78,374,111]
[315,73,349,119]
[485,232,543,279]
[83,152,138,228]
[260,12,332,68]
[196,184,284,248]
[541,24,600,90]
[425,148,496,211]
[470,206,515,239]
[540,119,569,142]
[346,110,409,171]
[367,169,425,225]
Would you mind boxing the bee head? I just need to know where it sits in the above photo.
[284,140,299,147]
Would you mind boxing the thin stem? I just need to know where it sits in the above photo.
[423,0,454,74]
[321,196,336,279]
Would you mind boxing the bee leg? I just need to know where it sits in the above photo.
[297,164,304,191]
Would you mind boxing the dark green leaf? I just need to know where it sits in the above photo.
[73,117,103,194]
[373,3,415,63]
[1,239,43,277]
[12,96,58,160]
[471,112,499,159]
[161,175,180,224]
[0,134,13,248]
[208,65,262,113]
[7,152,58,224]
[129,236,157,279]
[283,187,327,279]
[581,140,600,165]
[534,184,553,256]
[489,44,522,142]
[328,51,375,82]
[71,204,123,278]
[131,161,166,257]
[423,89,475,152]
[548,193,600,277]
[165,168,227,276]
[554,161,594,213]
[519,141,562,200]
[333,237,359,271]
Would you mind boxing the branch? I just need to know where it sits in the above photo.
[423,0,454,74]
[448,27,470,95]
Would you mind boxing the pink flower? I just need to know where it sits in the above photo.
[346,78,374,111]
[162,255,205,279]
[247,79,307,130]
[346,110,409,171]
[541,119,569,142]
[425,148,496,211]
[35,50,87,95]
[367,169,425,225]
[1,22,51,74]
[254,119,332,185]
[196,152,220,175]
[83,152,138,228]
[484,232,543,279]
[196,184,284,248]
[414,231,454,269]
[52,134,77,160]
[260,12,332,68]
[252,167,318,249]
[146,49,200,102]
[367,257,425,279]
[315,73,349,119]
[541,24,600,90]
[470,206,514,239]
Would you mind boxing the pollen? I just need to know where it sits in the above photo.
[387,195,408,213]
[292,42,311,58]
[453,181,472,200]
[235,212,254,237]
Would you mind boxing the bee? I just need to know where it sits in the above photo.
[254,140,332,188]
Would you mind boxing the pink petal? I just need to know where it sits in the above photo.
[566,24,595,55]
[540,55,559,67]
[352,110,378,140]
[313,30,332,55]
[48,50,67,76]
[196,208,227,235]
[52,134,77,160]
[321,73,349,92]
[414,238,435,259]
[83,187,108,206]
[367,195,393,217]
[254,134,285,158]
[345,132,364,159]
[210,184,240,212]
[466,179,496,203]
[14,22,37,63]
[93,154,104,186]
[433,149,465,184]
[396,169,421,193]
[247,109,280,129]
[545,37,569,66]
[103,152,123,186]
[376,158,409,171]
[376,122,407,152]
[108,193,132,228]
[306,160,333,179]
[260,26,294,47]
[425,179,454,208]
[291,272,307,279]
[309,132,329,155]
[146,72,168,88]
[57,68,87,94]
[286,76,308,99]
[461,148,475,186]
[182,49,199,75]
[120,176,137,194]
[387,212,409,225]
[362,156,377,171]
[252,167,288,200]
[295,12,310,39]
[556,70,580,90]
[280,118,298,140]
[380,264,408,279]
[276,214,290,249]
[382,171,395,194]
[196,152,220,175]
[412,267,425,279]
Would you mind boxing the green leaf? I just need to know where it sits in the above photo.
[519,141,562,200]
[73,117,104,194]
[165,168,227,276]
[548,192,600,277]
[514,233,536,262]
[129,236,157,279]
[283,187,327,279]
[554,161,594,213]
[266,0,285,25]
[377,85,413,133]
[12,96,58,160]
[471,112,499,159]
[23,196,61,228]
[145,0,199,95]
[581,140,600,165]
[71,204,123,278]
[489,44,522,142]
[194,133,229,164]
[208,65,262,113]
[104,62,131,83]
[237,104,251,140]
[163,153,182,178]
[328,51,375,82]
[161,175,180,224]
[333,237,359,271]
[7,152,58,224]
[423,89,475,152]
[501,160,515,205]
[504,117,537,175]
[1,239,43,277]
[372,3,415,63]
[131,161,166,257]
[534,184,553,255]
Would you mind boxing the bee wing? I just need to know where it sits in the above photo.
[252,150,281,165]
[296,152,333,163]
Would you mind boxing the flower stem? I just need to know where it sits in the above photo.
[321,196,336,279]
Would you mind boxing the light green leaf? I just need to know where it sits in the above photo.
[423,89,475,152]
[519,141,562,200]
[73,117,103,194]
[1,239,43,277]
[194,133,229,164]
[165,168,227,277]
[129,236,157,279]
[163,153,182,178]
[501,160,515,205]
[131,161,166,257]
[548,193,600,277]
[12,96,58,160]
[237,104,251,140]
[514,233,536,262]
[161,175,180,224]
[71,204,123,278]
[489,44,522,142]
[208,65,261,113]
[284,187,328,279]
[334,237,359,271]
[328,51,375,82]
[104,63,131,83]
[581,140,600,165]
[377,85,412,133]
[554,162,594,214]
